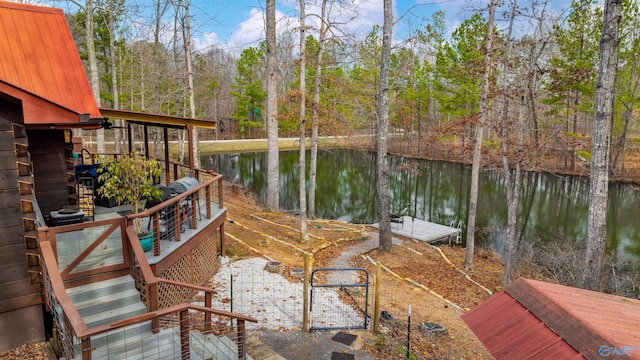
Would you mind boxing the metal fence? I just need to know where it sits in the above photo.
[309,268,370,331]
[209,258,304,330]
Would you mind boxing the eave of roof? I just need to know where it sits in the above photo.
[99,108,217,129]
[0,80,102,129]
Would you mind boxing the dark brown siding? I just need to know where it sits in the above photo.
[0,98,44,351]
[28,129,75,216]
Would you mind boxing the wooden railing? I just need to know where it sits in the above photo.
[40,223,256,360]
[126,172,223,257]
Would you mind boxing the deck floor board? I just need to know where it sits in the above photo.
[371,216,461,244]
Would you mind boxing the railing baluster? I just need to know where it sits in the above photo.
[153,212,160,256]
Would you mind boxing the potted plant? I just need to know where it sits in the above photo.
[96,153,163,252]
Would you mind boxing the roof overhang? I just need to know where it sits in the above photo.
[1,80,104,129]
[99,108,217,129]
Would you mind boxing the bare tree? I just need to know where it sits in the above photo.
[377,0,392,252]
[179,0,200,169]
[298,0,309,243]
[582,0,622,291]
[308,0,328,219]
[464,0,498,271]
[105,0,121,154]
[266,0,280,211]
[68,0,101,146]
[501,0,519,287]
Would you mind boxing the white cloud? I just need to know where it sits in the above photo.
[193,32,220,51]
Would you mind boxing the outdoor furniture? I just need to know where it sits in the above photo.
[390,214,404,228]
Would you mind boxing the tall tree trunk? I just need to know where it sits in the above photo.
[582,0,622,291]
[308,0,328,219]
[265,0,279,211]
[377,0,392,252]
[298,0,309,243]
[182,0,199,169]
[86,0,101,150]
[500,0,518,287]
[464,0,498,271]
[107,0,120,154]
[153,0,169,160]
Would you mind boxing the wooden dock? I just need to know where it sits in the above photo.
[371,216,462,244]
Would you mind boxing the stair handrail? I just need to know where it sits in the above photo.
[42,233,258,360]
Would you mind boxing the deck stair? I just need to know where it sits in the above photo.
[65,275,251,359]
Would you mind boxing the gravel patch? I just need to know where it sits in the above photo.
[207,258,363,330]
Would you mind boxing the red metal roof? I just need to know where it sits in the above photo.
[0,1,101,128]
[462,278,640,360]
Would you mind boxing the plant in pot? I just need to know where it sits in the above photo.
[96,153,163,252]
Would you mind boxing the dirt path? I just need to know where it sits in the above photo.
[326,233,403,285]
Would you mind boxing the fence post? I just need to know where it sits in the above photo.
[204,292,212,334]
[372,262,382,333]
[180,309,190,359]
[302,253,312,331]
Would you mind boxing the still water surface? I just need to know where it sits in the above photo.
[204,149,640,262]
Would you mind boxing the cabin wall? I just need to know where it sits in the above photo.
[0,97,44,352]
[27,129,76,216]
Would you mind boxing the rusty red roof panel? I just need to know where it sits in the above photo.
[0,1,101,126]
[463,278,640,359]
[462,291,584,360]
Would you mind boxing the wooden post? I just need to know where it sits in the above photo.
[302,253,312,331]
[218,177,224,208]
[150,284,160,334]
[205,184,212,219]
[220,223,226,257]
[187,124,195,177]
[127,123,133,154]
[81,337,91,360]
[190,194,197,229]
[372,262,382,333]
[143,125,149,158]
[180,310,190,359]
[163,127,170,183]
[204,292,212,334]
[174,204,181,242]
[237,319,246,359]
[153,212,160,256]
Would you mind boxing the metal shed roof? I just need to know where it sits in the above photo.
[0,1,102,127]
[462,278,640,360]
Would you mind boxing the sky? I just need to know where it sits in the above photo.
[34,0,572,55]
[183,0,492,53]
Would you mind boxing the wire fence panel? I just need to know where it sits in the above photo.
[211,258,304,330]
[373,277,465,360]
[309,268,370,331]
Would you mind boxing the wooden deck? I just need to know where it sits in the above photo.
[54,201,224,273]
[371,216,462,244]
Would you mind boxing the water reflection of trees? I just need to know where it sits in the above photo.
[204,149,640,266]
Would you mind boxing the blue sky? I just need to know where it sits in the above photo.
[185,0,490,53]
[40,0,571,55]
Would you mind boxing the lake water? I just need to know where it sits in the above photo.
[204,149,640,263]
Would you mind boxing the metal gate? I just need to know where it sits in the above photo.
[309,268,369,331]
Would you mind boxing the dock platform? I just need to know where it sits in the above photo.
[371,216,462,244]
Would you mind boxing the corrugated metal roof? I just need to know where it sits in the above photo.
[462,278,640,360]
[0,1,101,127]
